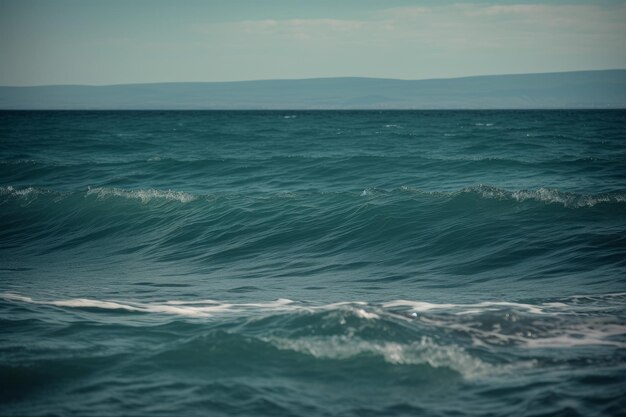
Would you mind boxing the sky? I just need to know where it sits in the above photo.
[0,0,625,86]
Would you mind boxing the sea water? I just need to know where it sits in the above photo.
[0,110,625,416]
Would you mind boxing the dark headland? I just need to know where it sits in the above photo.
[1,69,625,110]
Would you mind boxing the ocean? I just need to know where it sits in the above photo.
[1,110,625,416]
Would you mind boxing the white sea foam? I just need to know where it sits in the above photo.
[1,293,210,317]
[1,185,198,204]
[1,293,376,319]
[86,187,196,203]
[5,292,623,317]
[353,308,380,320]
[266,335,520,379]
[471,185,626,208]
[0,185,41,198]
[382,300,554,315]
[522,323,626,348]
[1,293,298,318]
[419,316,626,349]
[3,293,624,348]
[359,185,625,208]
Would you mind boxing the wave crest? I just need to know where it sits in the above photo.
[86,187,196,203]
[0,185,44,198]
[468,185,626,208]
[266,335,507,379]
[4,293,624,350]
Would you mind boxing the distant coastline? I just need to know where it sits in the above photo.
[1,69,625,110]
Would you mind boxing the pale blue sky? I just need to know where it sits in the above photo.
[1,0,625,86]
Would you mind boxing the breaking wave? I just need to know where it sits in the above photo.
[2,184,625,209]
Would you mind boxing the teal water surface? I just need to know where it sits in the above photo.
[1,110,625,416]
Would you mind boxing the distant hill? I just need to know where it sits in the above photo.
[1,70,625,109]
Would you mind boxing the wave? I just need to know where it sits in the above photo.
[467,185,626,208]
[1,293,297,318]
[0,185,43,198]
[0,185,198,204]
[265,335,511,379]
[2,184,624,290]
[2,184,625,209]
[4,293,624,351]
[85,186,196,203]
[360,185,626,208]
[3,152,624,193]
[3,291,625,389]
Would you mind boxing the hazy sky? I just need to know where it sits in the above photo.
[1,0,625,85]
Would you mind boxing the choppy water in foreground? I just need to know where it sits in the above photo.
[1,110,625,416]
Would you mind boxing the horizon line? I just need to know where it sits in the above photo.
[2,68,625,89]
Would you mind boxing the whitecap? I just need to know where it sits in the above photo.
[468,185,626,208]
[0,185,41,198]
[86,187,196,203]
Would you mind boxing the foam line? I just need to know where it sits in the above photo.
[2,293,625,349]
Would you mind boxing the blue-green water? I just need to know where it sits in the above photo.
[1,110,625,416]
